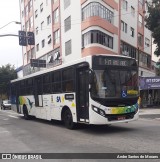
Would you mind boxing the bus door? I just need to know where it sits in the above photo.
[34,76,43,118]
[76,65,89,122]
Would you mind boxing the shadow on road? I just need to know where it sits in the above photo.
[19,116,136,134]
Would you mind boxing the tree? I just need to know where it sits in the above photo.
[145,0,160,57]
[0,64,17,99]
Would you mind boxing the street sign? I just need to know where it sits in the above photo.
[30,59,46,68]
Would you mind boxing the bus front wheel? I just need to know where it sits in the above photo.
[63,109,75,129]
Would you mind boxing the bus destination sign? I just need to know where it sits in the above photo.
[93,56,137,67]
[104,59,128,66]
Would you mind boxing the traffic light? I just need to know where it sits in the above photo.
[27,32,35,45]
[18,31,27,46]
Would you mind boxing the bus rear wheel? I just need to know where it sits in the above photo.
[63,109,75,129]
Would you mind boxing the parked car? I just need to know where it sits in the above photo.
[1,100,11,110]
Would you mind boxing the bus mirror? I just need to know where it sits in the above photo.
[89,70,94,84]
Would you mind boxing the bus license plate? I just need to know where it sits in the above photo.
[117,116,125,120]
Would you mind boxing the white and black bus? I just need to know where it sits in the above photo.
[10,55,139,129]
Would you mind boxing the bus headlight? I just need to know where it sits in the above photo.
[92,105,106,117]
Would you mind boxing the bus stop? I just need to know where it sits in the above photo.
[139,77,160,108]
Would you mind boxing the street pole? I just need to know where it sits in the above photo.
[0,21,21,30]
[138,47,140,76]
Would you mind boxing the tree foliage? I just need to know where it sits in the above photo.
[145,0,160,56]
[0,64,17,97]
[156,67,160,76]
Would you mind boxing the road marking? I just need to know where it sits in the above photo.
[8,115,19,119]
[1,110,18,115]
[3,118,9,121]
[0,131,9,134]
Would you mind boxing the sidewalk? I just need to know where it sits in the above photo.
[139,107,160,115]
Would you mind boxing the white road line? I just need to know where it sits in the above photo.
[8,115,19,119]
[1,111,18,115]
[3,118,9,120]
[0,131,9,134]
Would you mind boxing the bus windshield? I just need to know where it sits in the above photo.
[91,68,139,99]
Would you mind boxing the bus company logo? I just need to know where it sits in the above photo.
[56,96,61,103]
[2,154,11,159]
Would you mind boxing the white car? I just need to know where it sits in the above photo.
[1,100,11,110]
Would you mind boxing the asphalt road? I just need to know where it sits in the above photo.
[0,110,160,162]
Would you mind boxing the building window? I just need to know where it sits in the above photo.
[31,47,35,58]
[47,15,51,25]
[48,35,51,44]
[40,3,43,12]
[54,30,60,45]
[139,52,151,68]
[121,21,127,33]
[64,0,70,9]
[64,16,71,32]
[24,53,27,61]
[25,5,28,16]
[29,16,33,28]
[121,41,137,59]
[46,0,48,6]
[139,0,143,9]
[131,6,135,17]
[65,40,72,56]
[28,0,32,12]
[27,50,31,63]
[53,8,59,24]
[122,0,128,11]
[26,21,29,31]
[35,10,38,18]
[36,27,38,35]
[53,0,58,3]
[138,33,143,46]
[145,38,150,47]
[41,21,44,30]
[139,14,143,27]
[130,27,134,37]
[21,10,24,18]
[36,44,39,51]
[82,2,114,24]
[42,39,45,48]
[82,30,113,49]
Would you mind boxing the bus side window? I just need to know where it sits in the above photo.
[62,68,74,93]
[43,73,51,94]
[52,71,62,93]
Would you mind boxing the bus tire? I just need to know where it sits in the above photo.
[23,105,30,120]
[63,109,75,129]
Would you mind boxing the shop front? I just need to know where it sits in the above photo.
[139,77,160,108]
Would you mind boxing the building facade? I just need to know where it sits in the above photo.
[19,0,156,76]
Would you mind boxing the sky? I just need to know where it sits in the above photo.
[0,0,22,68]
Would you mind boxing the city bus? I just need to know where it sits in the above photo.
[10,55,139,129]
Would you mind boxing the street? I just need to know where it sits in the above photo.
[0,109,160,162]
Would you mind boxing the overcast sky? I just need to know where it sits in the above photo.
[0,0,22,68]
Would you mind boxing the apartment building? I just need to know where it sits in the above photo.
[19,0,156,76]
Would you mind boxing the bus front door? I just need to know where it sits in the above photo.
[76,67,89,122]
